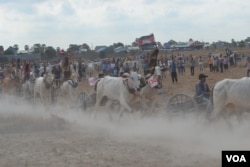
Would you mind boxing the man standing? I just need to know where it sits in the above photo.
[190,57,195,76]
[198,56,203,72]
[245,56,250,77]
[169,58,178,84]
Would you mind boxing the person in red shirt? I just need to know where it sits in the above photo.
[23,61,30,82]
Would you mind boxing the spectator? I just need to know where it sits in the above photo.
[219,54,224,73]
[169,58,178,84]
[113,64,119,77]
[245,57,250,77]
[119,63,124,76]
[212,56,218,72]
[223,56,229,72]
[124,62,130,73]
[198,56,203,71]
[53,65,62,87]
[23,62,30,82]
[190,57,195,76]
[207,56,213,72]
[181,57,185,74]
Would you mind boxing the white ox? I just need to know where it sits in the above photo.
[93,72,141,118]
[59,72,79,103]
[211,77,250,119]
[33,73,54,105]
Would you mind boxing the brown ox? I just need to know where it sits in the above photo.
[1,67,21,96]
[2,76,20,95]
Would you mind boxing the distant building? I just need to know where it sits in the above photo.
[114,46,129,53]
[188,41,204,49]
[95,46,108,52]
[1,53,41,63]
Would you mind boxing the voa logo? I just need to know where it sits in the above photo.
[226,155,247,163]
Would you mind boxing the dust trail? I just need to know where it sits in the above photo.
[1,96,250,166]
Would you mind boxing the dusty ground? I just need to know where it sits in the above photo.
[0,50,250,167]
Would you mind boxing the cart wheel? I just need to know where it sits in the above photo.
[77,91,96,111]
[77,92,87,110]
[167,94,198,115]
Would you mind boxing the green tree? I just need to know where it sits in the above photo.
[33,43,41,53]
[13,44,19,51]
[0,45,4,55]
[131,41,138,46]
[245,37,250,42]
[99,51,106,59]
[24,45,29,51]
[239,40,245,48]
[113,42,124,48]
[45,46,56,59]
[41,44,46,53]
[4,47,14,55]
[56,47,60,52]
[67,44,79,54]
[81,43,91,51]
[168,39,177,45]
[231,39,237,48]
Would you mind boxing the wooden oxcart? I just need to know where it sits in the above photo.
[78,84,212,117]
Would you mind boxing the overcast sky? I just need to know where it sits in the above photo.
[0,0,249,50]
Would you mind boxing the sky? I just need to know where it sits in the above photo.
[0,0,249,50]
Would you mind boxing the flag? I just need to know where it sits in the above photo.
[147,47,159,75]
[136,33,156,47]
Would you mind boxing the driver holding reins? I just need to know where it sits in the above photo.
[195,73,211,99]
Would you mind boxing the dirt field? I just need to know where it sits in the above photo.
[1,49,250,167]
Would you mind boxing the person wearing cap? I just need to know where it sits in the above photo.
[195,73,210,98]
[195,73,211,112]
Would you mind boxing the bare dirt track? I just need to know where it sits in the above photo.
[1,99,250,167]
[1,52,250,167]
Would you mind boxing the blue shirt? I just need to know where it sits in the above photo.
[195,81,210,98]
[170,62,177,72]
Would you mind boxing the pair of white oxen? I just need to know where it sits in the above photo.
[92,71,160,119]
[31,72,79,105]
[95,74,250,121]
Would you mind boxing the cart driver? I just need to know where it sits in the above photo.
[195,73,211,112]
[195,73,210,98]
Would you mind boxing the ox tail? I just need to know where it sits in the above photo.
[94,79,101,92]
[210,84,215,106]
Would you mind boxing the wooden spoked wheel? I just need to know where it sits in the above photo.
[167,94,198,115]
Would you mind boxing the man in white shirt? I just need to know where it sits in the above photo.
[154,65,162,88]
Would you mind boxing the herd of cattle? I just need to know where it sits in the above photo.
[0,60,250,122]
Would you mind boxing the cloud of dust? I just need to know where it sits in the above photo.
[1,95,250,165]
